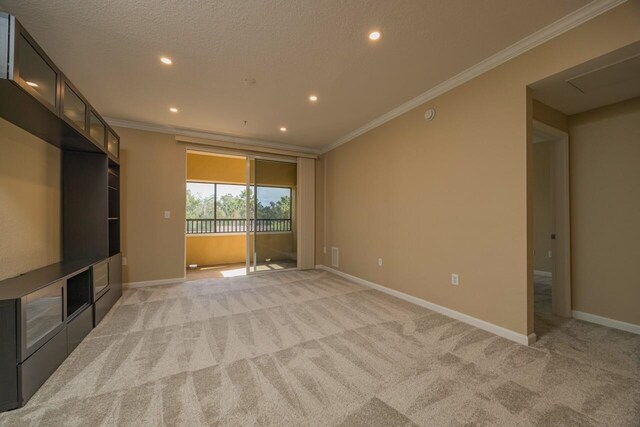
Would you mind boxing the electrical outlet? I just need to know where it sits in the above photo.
[164,210,171,219]
[548,250,552,258]
[122,257,127,266]
[451,274,459,286]
[378,258,383,267]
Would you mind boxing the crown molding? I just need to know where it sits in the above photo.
[105,117,321,155]
[321,0,627,154]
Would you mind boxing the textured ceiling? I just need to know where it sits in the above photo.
[0,0,591,149]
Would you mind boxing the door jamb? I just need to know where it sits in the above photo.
[533,120,572,318]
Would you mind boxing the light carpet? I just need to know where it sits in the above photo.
[0,270,638,426]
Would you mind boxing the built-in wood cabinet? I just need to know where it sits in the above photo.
[0,12,123,411]
[0,12,120,162]
[108,167,121,256]
[8,17,60,114]
[107,128,120,160]
[0,260,119,411]
[21,280,65,361]
[88,109,106,149]
[60,76,88,133]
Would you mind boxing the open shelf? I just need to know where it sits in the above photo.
[66,269,91,320]
[108,165,120,257]
[108,167,119,188]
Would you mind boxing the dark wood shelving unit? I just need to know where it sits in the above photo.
[0,12,123,412]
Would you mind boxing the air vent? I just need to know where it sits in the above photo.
[331,247,339,268]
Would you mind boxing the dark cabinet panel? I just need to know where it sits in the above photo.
[0,300,18,411]
[109,254,123,301]
[0,14,8,80]
[94,254,122,327]
[94,288,112,327]
[62,152,109,262]
[67,306,93,354]
[19,328,67,405]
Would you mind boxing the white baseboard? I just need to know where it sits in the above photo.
[316,265,536,346]
[124,277,186,289]
[534,270,552,277]
[572,310,640,335]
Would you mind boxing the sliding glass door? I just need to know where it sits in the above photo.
[247,158,297,273]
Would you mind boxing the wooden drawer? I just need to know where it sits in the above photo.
[19,328,67,405]
[67,305,93,354]
[94,288,113,326]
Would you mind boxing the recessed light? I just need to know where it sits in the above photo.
[309,95,318,102]
[169,107,178,113]
[160,57,173,65]
[26,81,39,87]
[369,31,381,41]
[280,127,287,132]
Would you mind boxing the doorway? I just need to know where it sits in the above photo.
[532,120,571,335]
[185,150,298,280]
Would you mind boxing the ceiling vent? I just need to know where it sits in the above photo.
[566,54,640,93]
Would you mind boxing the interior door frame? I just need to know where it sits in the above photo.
[533,120,572,318]
[245,154,299,275]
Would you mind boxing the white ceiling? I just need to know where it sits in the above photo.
[0,0,593,150]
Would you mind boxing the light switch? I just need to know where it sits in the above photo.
[164,210,171,219]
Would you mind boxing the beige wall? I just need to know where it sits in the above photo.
[0,118,61,281]
[533,99,569,132]
[315,155,326,266]
[533,141,552,273]
[296,157,315,269]
[569,97,640,325]
[318,2,640,336]
[117,127,186,283]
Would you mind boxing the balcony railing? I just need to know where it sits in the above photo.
[186,218,292,234]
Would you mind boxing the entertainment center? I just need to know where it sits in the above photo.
[0,12,122,411]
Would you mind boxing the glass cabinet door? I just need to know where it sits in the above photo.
[89,111,105,147]
[62,82,87,131]
[93,261,109,298]
[24,281,64,353]
[15,33,58,110]
[107,131,119,158]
